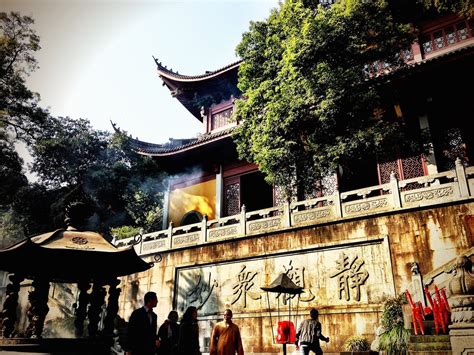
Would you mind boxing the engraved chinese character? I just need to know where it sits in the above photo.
[278,260,315,304]
[231,266,261,308]
[329,253,369,302]
[187,272,218,310]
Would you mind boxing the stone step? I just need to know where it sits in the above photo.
[408,341,452,351]
[408,351,452,355]
[409,334,450,343]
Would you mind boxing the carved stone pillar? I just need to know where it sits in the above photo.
[74,281,91,337]
[87,282,106,338]
[410,262,427,307]
[0,274,23,338]
[447,256,474,354]
[102,279,121,337]
[25,278,50,338]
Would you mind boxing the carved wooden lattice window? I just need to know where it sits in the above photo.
[421,20,472,55]
[211,107,233,130]
[378,154,426,190]
[224,182,240,216]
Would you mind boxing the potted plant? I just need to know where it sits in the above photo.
[340,335,378,354]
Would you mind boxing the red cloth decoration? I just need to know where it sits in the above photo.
[276,321,296,344]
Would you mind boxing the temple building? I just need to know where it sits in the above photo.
[109,10,474,354]
[1,5,473,355]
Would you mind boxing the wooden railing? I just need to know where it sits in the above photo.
[113,159,473,255]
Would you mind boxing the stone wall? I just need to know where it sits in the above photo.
[117,201,474,353]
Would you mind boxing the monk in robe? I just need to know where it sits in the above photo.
[210,309,244,355]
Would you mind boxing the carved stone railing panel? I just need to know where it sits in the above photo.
[401,182,459,208]
[172,233,200,248]
[247,216,282,234]
[292,206,335,226]
[141,238,168,254]
[207,225,240,242]
[342,195,393,217]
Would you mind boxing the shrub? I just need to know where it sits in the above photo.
[378,293,409,353]
[343,335,371,351]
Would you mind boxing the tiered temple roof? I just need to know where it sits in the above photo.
[153,57,241,120]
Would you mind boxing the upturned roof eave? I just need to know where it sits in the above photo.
[154,58,242,83]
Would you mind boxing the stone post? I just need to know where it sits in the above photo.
[240,204,246,235]
[87,282,106,337]
[455,158,470,198]
[102,279,121,337]
[74,281,91,337]
[447,256,474,354]
[333,190,343,218]
[0,274,23,338]
[390,172,402,208]
[201,214,208,243]
[167,221,174,249]
[25,278,50,338]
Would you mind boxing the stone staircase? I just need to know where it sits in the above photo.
[407,321,452,355]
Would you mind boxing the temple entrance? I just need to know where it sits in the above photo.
[240,171,273,212]
[223,170,274,216]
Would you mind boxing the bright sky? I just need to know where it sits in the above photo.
[2,0,278,143]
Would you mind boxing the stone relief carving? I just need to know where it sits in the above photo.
[345,198,388,214]
[208,226,239,240]
[277,260,315,304]
[173,233,200,246]
[293,209,331,224]
[329,253,369,301]
[231,266,261,308]
[187,272,219,310]
[176,241,388,315]
[248,218,281,233]
[404,186,453,203]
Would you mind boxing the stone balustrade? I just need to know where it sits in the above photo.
[113,159,473,256]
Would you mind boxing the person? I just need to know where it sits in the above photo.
[210,309,244,355]
[295,308,329,355]
[157,310,180,355]
[127,291,159,355]
[177,306,200,355]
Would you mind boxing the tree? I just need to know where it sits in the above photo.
[234,0,415,199]
[0,12,48,143]
[0,141,27,206]
[30,116,109,188]
[29,121,166,237]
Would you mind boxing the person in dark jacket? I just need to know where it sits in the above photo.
[157,310,180,355]
[295,308,329,355]
[127,291,159,355]
[177,306,201,355]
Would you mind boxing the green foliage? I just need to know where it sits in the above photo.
[234,0,415,199]
[0,208,25,248]
[110,225,141,240]
[378,293,409,353]
[417,0,474,17]
[343,335,371,351]
[378,325,409,353]
[0,12,48,143]
[0,141,28,205]
[31,116,109,188]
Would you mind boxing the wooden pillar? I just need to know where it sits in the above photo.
[74,281,91,337]
[87,282,106,337]
[25,278,50,338]
[0,274,23,338]
[102,279,121,337]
